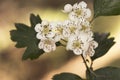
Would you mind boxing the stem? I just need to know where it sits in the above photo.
[81,54,89,70]
[81,54,97,77]
[90,17,94,23]
[59,39,67,47]
[60,43,66,47]
[61,39,67,42]
[90,57,93,70]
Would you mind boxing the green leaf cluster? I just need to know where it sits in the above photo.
[10,14,44,60]
[92,32,115,60]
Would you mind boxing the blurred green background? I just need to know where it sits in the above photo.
[0,0,120,80]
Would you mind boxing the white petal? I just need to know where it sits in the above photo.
[43,44,52,52]
[38,41,44,49]
[51,43,56,51]
[73,3,78,10]
[36,33,45,39]
[92,41,98,48]
[34,23,42,32]
[89,47,95,56]
[79,32,88,42]
[49,22,57,29]
[63,29,70,37]
[74,19,82,26]
[47,32,55,38]
[66,44,70,50]
[66,40,73,50]
[83,20,90,26]
[42,20,49,26]
[64,20,72,26]
[78,1,87,9]
[43,43,56,52]
[82,51,87,58]
[63,4,73,13]
[88,31,93,37]
[73,48,82,55]
[84,9,91,18]
[68,12,77,20]
[83,42,89,51]
[54,35,61,42]
[69,35,76,42]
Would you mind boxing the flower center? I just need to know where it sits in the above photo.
[81,25,87,31]
[70,26,76,33]
[56,27,63,34]
[43,25,50,34]
[75,10,82,16]
[44,39,52,45]
[73,40,81,48]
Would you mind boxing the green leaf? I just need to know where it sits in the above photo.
[30,14,42,27]
[95,67,120,80]
[86,67,120,80]
[94,67,120,80]
[94,0,120,18]
[92,32,115,60]
[52,73,83,80]
[10,13,44,60]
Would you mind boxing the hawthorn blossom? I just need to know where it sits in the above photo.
[66,32,98,57]
[66,35,84,55]
[63,1,91,20]
[38,38,56,52]
[82,40,98,57]
[34,1,98,57]
[63,20,81,38]
[80,20,91,32]
[53,22,64,42]
[63,4,73,13]
[79,31,93,43]
[34,20,55,40]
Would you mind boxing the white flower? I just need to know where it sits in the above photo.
[79,31,93,43]
[66,35,84,55]
[83,40,98,58]
[63,4,73,13]
[78,1,87,8]
[63,20,80,38]
[80,19,91,32]
[38,38,56,52]
[53,22,64,42]
[34,20,55,39]
[83,8,91,19]
[63,1,91,20]
[66,32,98,57]
[72,1,91,20]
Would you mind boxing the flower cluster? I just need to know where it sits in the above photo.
[34,1,98,57]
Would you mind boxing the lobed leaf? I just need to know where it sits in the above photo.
[94,0,120,18]
[87,67,120,80]
[92,32,115,60]
[10,13,44,60]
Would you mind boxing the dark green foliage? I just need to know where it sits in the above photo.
[10,14,44,60]
[87,67,120,80]
[94,0,120,18]
[92,32,115,60]
[52,73,83,80]
[86,69,96,80]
